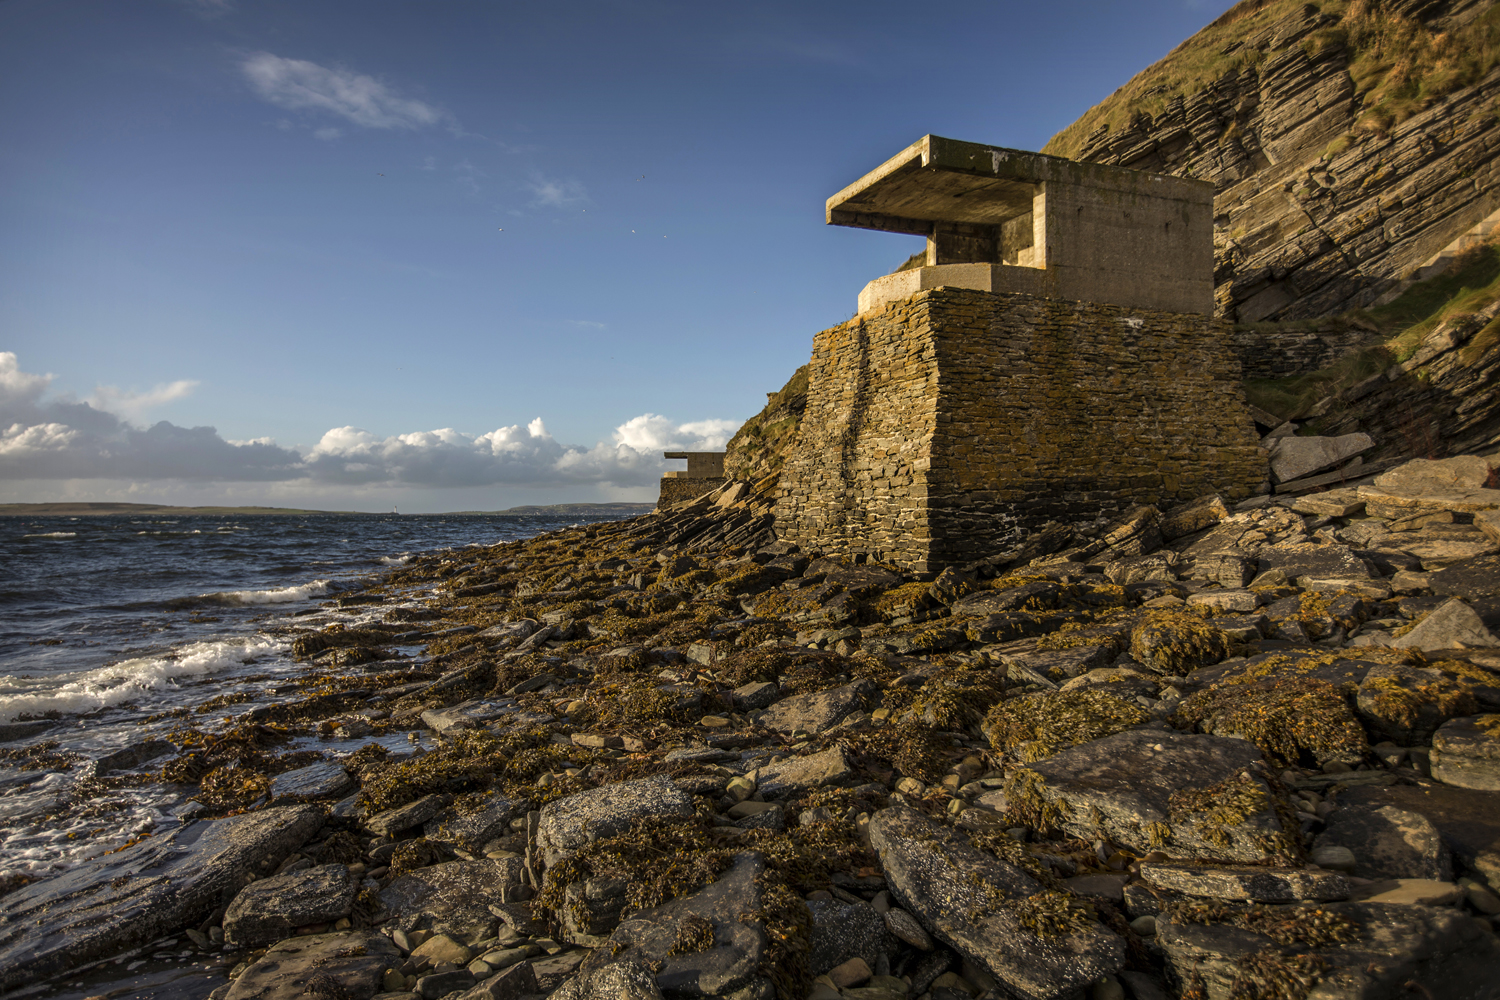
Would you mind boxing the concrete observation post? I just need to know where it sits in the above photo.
[775,135,1267,573]
[657,451,728,508]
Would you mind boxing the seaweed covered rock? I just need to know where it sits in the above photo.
[1174,675,1367,768]
[869,803,1125,1000]
[982,689,1148,763]
[1009,730,1296,863]
[575,853,773,999]
[1155,901,1500,1000]
[536,775,695,867]
[1356,663,1484,745]
[757,679,876,736]
[1129,609,1233,674]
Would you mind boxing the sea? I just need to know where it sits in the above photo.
[0,510,629,994]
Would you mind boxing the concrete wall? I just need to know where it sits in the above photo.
[775,287,1267,573]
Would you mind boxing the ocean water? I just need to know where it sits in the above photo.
[0,511,624,883]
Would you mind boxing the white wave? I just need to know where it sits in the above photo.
[0,637,288,722]
[379,552,414,566]
[22,532,76,539]
[200,578,335,605]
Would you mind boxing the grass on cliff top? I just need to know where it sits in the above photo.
[1243,235,1500,419]
[723,365,810,480]
[1044,0,1500,162]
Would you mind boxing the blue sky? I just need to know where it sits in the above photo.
[0,0,1233,511]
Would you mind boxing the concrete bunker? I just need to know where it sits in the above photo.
[657,451,728,508]
[774,137,1266,573]
[829,135,1216,317]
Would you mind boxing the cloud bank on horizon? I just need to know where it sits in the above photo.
[0,353,737,490]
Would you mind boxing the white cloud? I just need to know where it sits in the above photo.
[528,174,587,209]
[88,379,199,424]
[242,53,448,131]
[0,353,740,490]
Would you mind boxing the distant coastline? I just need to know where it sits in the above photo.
[0,501,656,517]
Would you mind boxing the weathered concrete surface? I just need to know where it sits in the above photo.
[0,804,323,989]
[869,803,1124,1000]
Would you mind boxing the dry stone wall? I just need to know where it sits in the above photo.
[775,288,1267,573]
[656,477,727,509]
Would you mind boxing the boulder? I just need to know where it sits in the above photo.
[869,803,1124,1000]
[1155,901,1500,1000]
[1138,862,1348,903]
[224,863,357,948]
[1429,553,1500,602]
[421,699,519,733]
[379,859,526,945]
[457,963,538,1000]
[1431,715,1500,791]
[757,680,876,736]
[0,804,322,989]
[83,739,176,777]
[270,761,355,801]
[1015,731,1293,863]
[1159,495,1230,542]
[807,898,887,977]
[1313,804,1452,881]
[368,794,450,838]
[755,746,857,800]
[545,960,663,1000]
[577,853,771,999]
[425,794,524,855]
[1291,488,1366,518]
[224,931,400,1000]
[1391,598,1500,651]
[536,775,695,867]
[1266,433,1373,483]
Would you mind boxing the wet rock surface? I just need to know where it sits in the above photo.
[13,467,1500,999]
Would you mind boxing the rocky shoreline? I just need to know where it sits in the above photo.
[4,456,1500,1000]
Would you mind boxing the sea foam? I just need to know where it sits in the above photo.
[22,532,77,539]
[199,579,335,605]
[0,636,288,721]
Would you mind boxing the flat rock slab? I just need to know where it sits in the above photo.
[870,803,1123,1000]
[579,853,769,999]
[1430,553,1500,601]
[1337,782,1500,889]
[1431,714,1500,791]
[368,794,449,838]
[1156,901,1500,1000]
[756,746,857,800]
[379,859,525,945]
[85,739,176,777]
[1255,541,1371,586]
[1139,862,1349,903]
[225,930,399,1000]
[1359,484,1500,520]
[224,862,356,948]
[271,761,355,801]
[536,775,694,867]
[757,679,875,736]
[1375,457,1498,494]
[1018,730,1291,863]
[0,804,323,989]
[425,794,524,854]
[420,698,518,733]
[1392,598,1500,651]
[0,719,56,743]
[1267,433,1372,483]
[1348,879,1463,905]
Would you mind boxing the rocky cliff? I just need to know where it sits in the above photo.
[1046,0,1500,323]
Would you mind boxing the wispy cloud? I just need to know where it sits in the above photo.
[313,127,343,141]
[528,174,587,209]
[241,52,450,131]
[88,379,199,424]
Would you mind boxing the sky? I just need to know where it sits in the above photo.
[0,0,1236,512]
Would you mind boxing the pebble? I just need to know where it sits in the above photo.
[884,907,933,950]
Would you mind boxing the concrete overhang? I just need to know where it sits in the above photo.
[827,135,1208,235]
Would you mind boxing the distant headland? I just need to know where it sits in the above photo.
[0,501,656,517]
